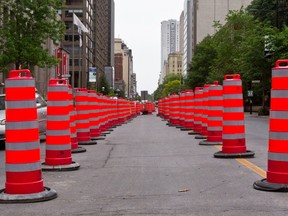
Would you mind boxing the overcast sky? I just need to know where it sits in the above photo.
[114,0,184,95]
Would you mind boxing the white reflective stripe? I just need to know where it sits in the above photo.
[194,121,201,124]
[208,126,222,131]
[6,120,38,130]
[48,86,68,92]
[6,162,41,172]
[202,123,208,127]
[46,129,70,136]
[208,96,223,100]
[75,102,87,106]
[272,69,288,77]
[76,110,90,114]
[208,106,223,111]
[270,132,288,140]
[271,90,288,98]
[6,100,36,109]
[185,100,194,103]
[75,92,87,96]
[194,99,202,102]
[90,126,100,129]
[223,134,245,139]
[223,94,242,99]
[224,107,243,112]
[209,86,222,90]
[194,114,202,117]
[77,129,89,133]
[208,117,222,121]
[6,141,40,150]
[47,115,70,121]
[223,80,242,86]
[46,144,71,150]
[268,152,288,162]
[270,111,288,119]
[48,101,68,106]
[5,79,35,88]
[76,119,89,124]
[223,120,244,126]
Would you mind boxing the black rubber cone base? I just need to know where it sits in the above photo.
[0,187,57,203]
[106,129,113,132]
[42,161,80,171]
[195,135,207,139]
[91,136,105,141]
[214,150,255,158]
[101,131,110,135]
[253,179,288,192]
[180,128,192,131]
[71,146,87,154]
[188,131,200,135]
[78,140,97,145]
[176,126,183,129]
[199,140,222,145]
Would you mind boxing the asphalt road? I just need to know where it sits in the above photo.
[0,113,287,216]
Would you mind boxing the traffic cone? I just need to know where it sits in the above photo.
[189,87,203,135]
[254,60,288,191]
[0,69,57,203]
[180,90,194,131]
[75,88,97,145]
[68,85,86,153]
[195,84,210,139]
[214,74,254,158]
[42,79,80,171]
[199,81,223,145]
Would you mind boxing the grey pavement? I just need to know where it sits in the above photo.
[0,113,287,216]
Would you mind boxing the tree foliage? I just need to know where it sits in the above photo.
[153,73,185,100]
[247,0,288,29]
[0,0,65,72]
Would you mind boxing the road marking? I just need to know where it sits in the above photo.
[214,145,266,178]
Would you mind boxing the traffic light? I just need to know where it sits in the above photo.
[247,81,252,90]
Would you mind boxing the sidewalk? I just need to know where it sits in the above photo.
[0,114,286,216]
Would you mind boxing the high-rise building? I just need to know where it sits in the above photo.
[196,0,252,44]
[114,38,134,98]
[183,0,196,76]
[160,19,180,84]
[61,0,114,89]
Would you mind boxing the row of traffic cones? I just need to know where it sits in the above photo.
[0,70,140,203]
[159,60,288,192]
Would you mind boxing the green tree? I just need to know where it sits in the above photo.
[247,0,288,29]
[185,35,217,89]
[98,73,110,95]
[162,80,181,96]
[0,0,65,72]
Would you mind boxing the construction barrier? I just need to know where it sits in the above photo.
[0,69,57,203]
[75,88,97,145]
[195,84,210,139]
[181,90,194,131]
[254,59,288,191]
[199,82,223,145]
[189,87,203,135]
[214,74,254,158]
[68,85,86,153]
[43,79,80,171]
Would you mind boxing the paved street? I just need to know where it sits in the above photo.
[0,113,287,216]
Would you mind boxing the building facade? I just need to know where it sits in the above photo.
[166,52,183,76]
[196,0,253,44]
[183,0,196,76]
[160,19,180,84]
[114,38,135,98]
[61,0,114,89]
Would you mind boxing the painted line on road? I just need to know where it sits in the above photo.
[215,145,266,178]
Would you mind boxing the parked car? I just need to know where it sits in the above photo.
[0,93,47,141]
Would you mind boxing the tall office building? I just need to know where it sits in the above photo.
[61,0,114,89]
[160,19,180,84]
[183,0,196,76]
[196,0,252,44]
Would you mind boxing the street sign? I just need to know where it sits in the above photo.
[89,67,96,82]
[248,90,253,97]
[252,80,260,83]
